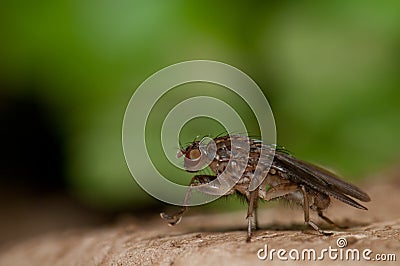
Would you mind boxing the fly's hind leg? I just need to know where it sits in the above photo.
[300,185,333,236]
[317,210,348,229]
[160,175,217,226]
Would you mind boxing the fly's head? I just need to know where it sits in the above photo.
[177,137,217,173]
[177,141,201,172]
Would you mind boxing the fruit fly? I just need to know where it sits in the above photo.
[160,135,370,242]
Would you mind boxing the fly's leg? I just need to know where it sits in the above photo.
[254,201,259,230]
[264,183,299,201]
[317,210,348,229]
[246,190,259,242]
[300,185,333,236]
[160,189,191,226]
[160,175,216,226]
[160,206,187,226]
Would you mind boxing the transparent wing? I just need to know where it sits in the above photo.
[274,152,370,210]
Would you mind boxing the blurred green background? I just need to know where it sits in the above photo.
[1,0,400,215]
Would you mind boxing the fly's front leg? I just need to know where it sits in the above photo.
[160,206,187,226]
[160,175,216,226]
[300,185,332,236]
[254,202,259,230]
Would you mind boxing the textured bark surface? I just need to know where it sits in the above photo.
[1,173,399,266]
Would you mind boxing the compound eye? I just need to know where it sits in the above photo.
[189,149,201,160]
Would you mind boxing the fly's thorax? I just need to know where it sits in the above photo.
[209,159,228,175]
[208,136,277,185]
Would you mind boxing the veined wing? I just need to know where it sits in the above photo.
[274,152,370,210]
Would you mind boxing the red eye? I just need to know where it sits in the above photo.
[188,149,201,160]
